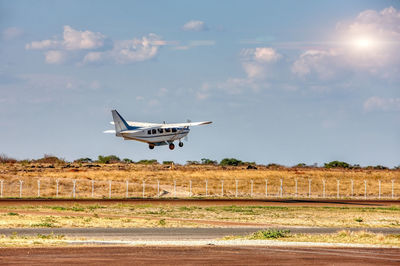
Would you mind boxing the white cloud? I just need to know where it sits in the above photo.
[363,96,400,112]
[182,20,207,31]
[84,33,164,64]
[62,25,105,50]
[26,25,106,51]
[44,50,66,64]
[292,6,400,80]
[2,27,23,41]
[240,47,281,79]
[253,47,281,63]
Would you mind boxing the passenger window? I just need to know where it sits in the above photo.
[158,129,164,133]
[152,129,156,134]
[147,130,151,135]
[165,128,171,132]
[172,128,177,133]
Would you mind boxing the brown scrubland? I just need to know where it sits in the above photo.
[0,162,399,199]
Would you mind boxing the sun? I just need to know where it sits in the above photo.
[352,37,376,50]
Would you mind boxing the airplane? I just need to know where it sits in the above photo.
[104,110,212,150]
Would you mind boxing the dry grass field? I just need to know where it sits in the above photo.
[0,163,399,198]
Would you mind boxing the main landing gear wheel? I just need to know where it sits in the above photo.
[178,142,184,147]
[149,144,155,150]
[169,143,175,150]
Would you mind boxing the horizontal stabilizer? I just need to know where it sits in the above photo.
[103,130,116,134]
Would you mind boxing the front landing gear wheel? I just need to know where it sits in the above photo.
[169,143,175,150]
[149,144,155,150]
[178,142,184,147]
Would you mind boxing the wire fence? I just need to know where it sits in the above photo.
[0,177,399,199]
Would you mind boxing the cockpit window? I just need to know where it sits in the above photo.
[165,128,171,132]
[172,128,177,133]
[152,129,156,134]
[147,130,151,135]
[158,128,163,133]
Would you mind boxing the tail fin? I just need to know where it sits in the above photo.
[111,110,130,135]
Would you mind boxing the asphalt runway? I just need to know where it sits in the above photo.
[1,246,399,265]
[1,227,400,240]
[0,198,399,207]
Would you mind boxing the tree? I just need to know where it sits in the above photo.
[324,161,350,169]
[220,158,243,166]
[97,155,121,164]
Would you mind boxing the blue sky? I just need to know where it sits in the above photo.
[0,0,399,166]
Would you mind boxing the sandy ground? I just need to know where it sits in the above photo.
[0,246,399,265]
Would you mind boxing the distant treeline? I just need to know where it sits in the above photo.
[0,153,399,170]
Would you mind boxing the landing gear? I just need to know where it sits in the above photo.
[169,143,175,150]
[149,144,155,150]
[178,142,184,147]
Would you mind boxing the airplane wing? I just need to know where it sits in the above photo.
[161,121,212,128]
[110,121,162,128]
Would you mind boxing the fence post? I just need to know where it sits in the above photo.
[126,180,129,198]
[337,180,340,199]
[250,180,253,198]
[37,180,40,197]
[205,180,208,197]
[189,180,192,197]
[142,180,145,198]
[72,179,76,198]
[351,179,354,198]
[157,180,160,198]
[0,180,3,198]
[295,179,298,198]
[265,179,268,197]
[56,179,59,197]
[235,179,238,198]
[108,180,111,199]
[91,180,94,198]
[378,180,381,199]
[280,179,283,197]
[364,180,367,200]
[173,180,176,197]
[392,180,395,199]
[19,180,23,198]
[308,179,311,198]
[323,179,326,198]
[221,180,224,197]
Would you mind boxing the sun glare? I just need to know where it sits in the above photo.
[352,37,376,50]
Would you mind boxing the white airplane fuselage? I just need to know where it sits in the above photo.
[108,110,211,150]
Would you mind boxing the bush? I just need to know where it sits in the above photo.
[97,155,121,164]
[186,160,200,165]
[373,165,388,170]
[0,154,17,163]
[74,158,93,163]
[162,161,174,165]
[137,159,158,165]
[200,158,218,165]
[123,158,133,164]
[220,158,243,166]
[324,161,350,169]
[250,229,291,239]
[35,154,66,164]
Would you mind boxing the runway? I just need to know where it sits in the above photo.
[1,246,399,265]
[1,227,400,240]
[0,198,398,207]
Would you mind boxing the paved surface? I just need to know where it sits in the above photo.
[0,198,399,207]
[2,227,400,240]
[0,246,399,265]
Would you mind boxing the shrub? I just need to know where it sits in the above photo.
[0,154,17,163]
[74,158,93,163]
[123,158,133,164]
[186,160,200,165]
[137,159,158,165]
[97,155,120,164]
[220,158,243,166]
[250,229,291,239]
[162,161,174,165]
[35,154,66,164]
[324,161,350,169]
[200,158,218,165]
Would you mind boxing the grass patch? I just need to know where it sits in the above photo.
[249,229,291,239]
[7,212,19,216]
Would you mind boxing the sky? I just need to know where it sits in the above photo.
[0,0,399,167]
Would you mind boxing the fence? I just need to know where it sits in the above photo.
[0,177,398,199]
